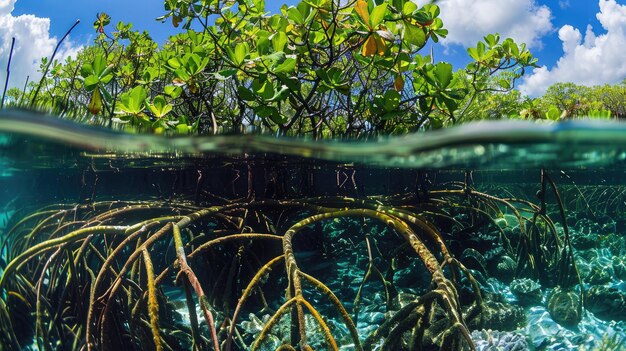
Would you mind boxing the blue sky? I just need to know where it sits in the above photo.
[10,0,289,44]
[2,0,626,96]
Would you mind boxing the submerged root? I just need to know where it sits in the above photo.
[0,179,574,351]
[143,248,163,351]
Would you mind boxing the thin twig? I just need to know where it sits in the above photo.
[29,19,80,108]
[1,37,16,109]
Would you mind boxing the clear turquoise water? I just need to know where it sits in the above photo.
[0,111,625,351]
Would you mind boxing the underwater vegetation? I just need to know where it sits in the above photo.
[0,168,603,351]
[0,0,624,349]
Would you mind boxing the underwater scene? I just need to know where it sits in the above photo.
[0,113,625,351]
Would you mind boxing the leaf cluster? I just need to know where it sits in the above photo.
[14,0,537,137]
[456,79,626,123]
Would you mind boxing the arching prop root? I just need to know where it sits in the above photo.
[0,183,573,351]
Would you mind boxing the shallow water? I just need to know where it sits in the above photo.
[0,111,625,351]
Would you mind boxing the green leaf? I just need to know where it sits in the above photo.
[498,79,511,90]
[176,123,190,134]
[425,4,440,18]
[167,58,182,69]
[153,95,166,110]
[403,23,426,47]
[252,78,275,100]
[412,11,431,24]
[439,96,458,112]
[234,43,248,66]
[256,105,287,124]
[164,85,182,99]
[92,55,107,77]
[142,68,156,83]
[80,63,93,78]
[237,86,256,101]
[434,62,453,88]
[278,75,300,92]
[191,115,201,133]
[334,83,350,95]
[271,31,288,52]
[100,64,115,79]
[297,1,311,16]
[273,57,296,73]
[383,90,401,112]
[467,47,479,61]
[252,0,265,12]
[84,75,100,92]
[484,33,500,47]
[468,42,486,61]
[287,7,304,24]
[402,2,418,15]
[267,85,290,102]
[315,68,330,83]
[119,86,147,114]
[100,74,113,85]
[183,53,203,74]
[174,68,191,81]
[370,3,387,28]
[148,95,172,118]
[546,106,560,121]
[257,32,271,55]
[429,116,443,129]
[130,86,147,109]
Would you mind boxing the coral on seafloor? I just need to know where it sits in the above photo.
[586,286,626,322]
[466,299,526,331]
[547,287,582,327]
[510,278,543,306]
[471,329,529,351]
[612,256,626,281]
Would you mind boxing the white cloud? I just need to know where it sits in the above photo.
[559,0,571,10]
[0,0,81,93]
[414,0,554,49]
[0,0,15,15]
[520,0,626,96]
